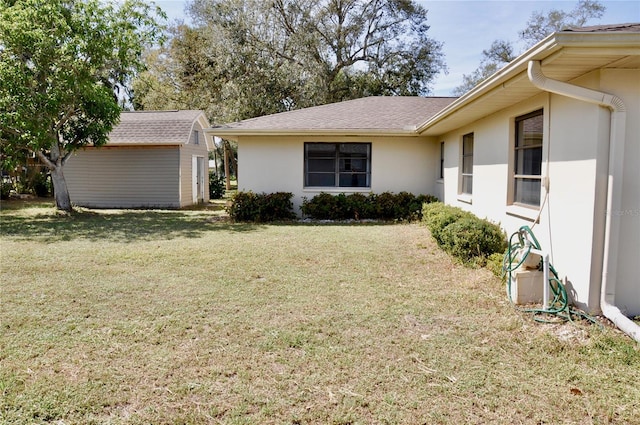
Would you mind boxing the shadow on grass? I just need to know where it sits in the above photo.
[0,200,261,243]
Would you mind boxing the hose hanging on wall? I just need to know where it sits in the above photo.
[502,225,599,325]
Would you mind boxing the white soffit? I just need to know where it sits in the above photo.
[418,35,640,137]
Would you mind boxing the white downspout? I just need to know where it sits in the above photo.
[528,60,640,342]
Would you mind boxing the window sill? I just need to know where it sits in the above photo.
[457,194,472,205]
[506,204,540,222]
[303,187,371,193]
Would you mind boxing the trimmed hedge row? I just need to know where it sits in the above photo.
[422,202,507,266]
[227,191,441,222]
[227,192,296,222]
[301,192,439,221]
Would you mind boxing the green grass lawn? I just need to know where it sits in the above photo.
[1,200,639,424]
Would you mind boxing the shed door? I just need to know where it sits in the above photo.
[192,155,205,204]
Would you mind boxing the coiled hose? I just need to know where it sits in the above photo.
[502,226,599,325]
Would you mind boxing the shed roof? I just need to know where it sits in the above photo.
[209,97,457,138]
[108,110,206,146]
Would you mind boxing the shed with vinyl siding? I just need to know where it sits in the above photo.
[64,110,213,209]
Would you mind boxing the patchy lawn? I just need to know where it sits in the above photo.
[1,201,639,424]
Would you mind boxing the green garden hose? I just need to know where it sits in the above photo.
[502,226,599,325]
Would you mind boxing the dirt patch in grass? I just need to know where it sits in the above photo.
[1,203,639,424]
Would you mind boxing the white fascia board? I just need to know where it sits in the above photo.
[552,31,640,48]
[415,31,640,135]
[415,36,563,134]
[195,114,216,151]
[203,127,420,139]
[100,143,183,147]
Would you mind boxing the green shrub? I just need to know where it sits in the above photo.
[209,172,225,199]
[227,191,259,222]
[1,180,13,200]
[13,179,28,195]
[395,191,417,220]
[300,192,338,220]
[422,202,472,244]
[372,192,396,220]
[422,202,507,266]
[333,193,351,220]
[410,194,438,220]
[227,191,295,222]
[31,171,50,197]
[486,252,506,279]
[301,192,437,221]
[260,192,297,222]
[345,192,372,220]
[440,216,507,264]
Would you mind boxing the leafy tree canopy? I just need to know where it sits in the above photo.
[0,0,165,210]
[519,0,605,48]
[452,0,605,96]
[133,0,447,124]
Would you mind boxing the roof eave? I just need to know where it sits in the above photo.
[416,35,564,135]
[204,127,422,140]
[192,112,215,151]
[102,142,184,147]
[416,31,640,135]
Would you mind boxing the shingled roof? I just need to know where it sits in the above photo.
[108,110,205,145]
[211,96,457,136]
[563,23,640,33]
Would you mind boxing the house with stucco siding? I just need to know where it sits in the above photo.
[208,24,640,340]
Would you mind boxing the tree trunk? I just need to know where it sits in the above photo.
[212,147,219,177]
[36,140,73,212]
[230,146,238,181]
[50,165,72,212]
[224,141,231,190]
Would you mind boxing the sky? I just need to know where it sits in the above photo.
[153,0,640,96]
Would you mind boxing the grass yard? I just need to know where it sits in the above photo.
[1,200,639,424]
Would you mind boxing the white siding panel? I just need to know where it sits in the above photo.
[179,122,210,207]
[65,147,181,208]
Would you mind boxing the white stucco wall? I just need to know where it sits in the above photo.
[441,92,604,313]
[440,69,640,316]
[237,135,438,213]
[600,69,640,316]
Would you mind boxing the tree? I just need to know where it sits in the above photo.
[133,0,446,124]
[255,0,447,103]
[452,40,516,96]
[453,0,605,95]
[0,0,165,211]
[133,21,298,124]
[520,0,605,48]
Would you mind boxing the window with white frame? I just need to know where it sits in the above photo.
[194,130,200,145]
[514,109,543,206]
[460,133,473,195]
[304,142,371,188]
